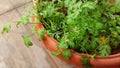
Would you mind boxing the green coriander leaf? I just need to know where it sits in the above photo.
[33,20,40,24]
[96,23,103,30]
[32,26,37,34]
[112,0,120,13]
[82,1,96,9]
[81,56,93,68]
[22,35,33,47]
[21,15,29,25]
[99,45,111,56]
[16,21,21,27]
[90,54,96,60]
[64,0,76,7]
[61,50,71,60]
[51,52,61,56]
[117,36,120,41]
[38,28,45,40]
[90,38,98,50]
[112,41,119,48]
[116,26,120,33]
[2,23,11,33]
[57,42,68,49]
[81,56,88,63]
[109,20,117,27]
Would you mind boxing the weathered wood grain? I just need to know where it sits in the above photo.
[0,8,58,68]
[0,0,75,68]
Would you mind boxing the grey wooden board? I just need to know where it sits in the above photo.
[0,0,75,68]
[0,0,13,15]
[0,9,58,68]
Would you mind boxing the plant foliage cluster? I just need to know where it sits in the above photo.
[2,0,120,61]
[36,0,120,57]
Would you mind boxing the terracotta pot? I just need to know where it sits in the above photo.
[109,0,116,3]
[35,23,120,68]
[33,0,120,68]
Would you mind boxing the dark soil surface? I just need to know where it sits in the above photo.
[111,45,120,54]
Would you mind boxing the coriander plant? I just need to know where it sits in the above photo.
[2,0,120,65]
[36,0,120,57]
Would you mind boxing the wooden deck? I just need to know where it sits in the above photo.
[0,0,75,68]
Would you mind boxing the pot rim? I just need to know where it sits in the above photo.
[35,21,120,60]
[48,34,120,59]
[74,51,120,59]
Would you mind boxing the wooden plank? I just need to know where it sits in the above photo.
[0,9,58,68]
[0,0,74,68]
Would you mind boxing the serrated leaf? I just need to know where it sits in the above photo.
[90,54,96,60]
[82,1,96,9]
[2,23,11,33]
[21,15,29,25]
[81,56,93,68]
[98,45,111,56]
[16,21,21,28]
[112,0,120,13]
[95,23,103,30]
[51,52,60,56]
[33,20,40,24]
[64,0,76,7]
[90,38,98,49]
[61,50,71,60]
[38,28,45,40]
[32,26,37,34]
[116,26,120,33]
[57,42,68,49]
[81,56,88,63]
[22,35,33,47]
